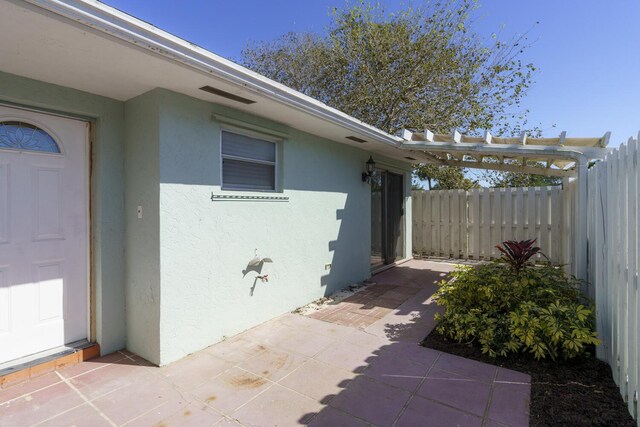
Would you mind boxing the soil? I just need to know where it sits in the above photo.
[422,331,636,427]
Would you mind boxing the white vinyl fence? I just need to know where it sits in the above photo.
[412,135,640,423]
[412,186,564,263]
[587,134,639,423]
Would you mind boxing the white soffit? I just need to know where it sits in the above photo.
[0,0,410,161]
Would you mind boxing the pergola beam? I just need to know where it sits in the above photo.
[440,159,576,177]
[409,151,446,165]
[400,141,608,160]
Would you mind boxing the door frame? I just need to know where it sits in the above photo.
[370,167,406,269]
[384,171,405,264]
[0,102,94,346]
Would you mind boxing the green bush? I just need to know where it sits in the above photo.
[434,262,600,360]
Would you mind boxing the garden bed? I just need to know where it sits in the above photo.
[422,332,635,426]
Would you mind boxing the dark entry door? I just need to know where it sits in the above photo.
[385,172,405,263]
[371,171,405,268]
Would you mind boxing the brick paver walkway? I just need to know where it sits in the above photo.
[0,260,530,426]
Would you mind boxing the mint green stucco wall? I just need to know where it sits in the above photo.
[0,71,126,355]
[0,73,412,366]
[147,89,412,365]
[123,92,162,364]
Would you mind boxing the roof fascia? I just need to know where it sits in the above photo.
[24,0,403,148]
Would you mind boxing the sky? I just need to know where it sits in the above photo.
[103,0,640,147]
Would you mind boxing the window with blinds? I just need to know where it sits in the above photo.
[221,130,277,191]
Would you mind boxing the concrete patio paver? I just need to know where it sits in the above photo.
[278,358,357,402]
[328,375,412,426]
[396,395,483,427]
[0,260,531,426]
[230,384,323,426]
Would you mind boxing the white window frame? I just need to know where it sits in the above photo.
[220,126,280,192]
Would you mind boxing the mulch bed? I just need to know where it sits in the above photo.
[422,331,636,426]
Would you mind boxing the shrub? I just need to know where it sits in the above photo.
[434,262,600,360]
[495,239,546,273]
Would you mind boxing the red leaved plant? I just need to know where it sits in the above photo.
[495,239,547,273]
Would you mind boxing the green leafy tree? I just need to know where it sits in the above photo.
[484,169,561,188]
[242,0,538,187]
[414,164,478,190]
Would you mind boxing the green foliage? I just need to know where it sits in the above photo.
[242,0,536,136]
[434,262,600,360]
[482,166,562,188]
[414,164,479,190]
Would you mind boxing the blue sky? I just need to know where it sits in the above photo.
[104,0,640,146]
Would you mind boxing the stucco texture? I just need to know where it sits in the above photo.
[0,74,412,366]
[123,91,161,363]
[149,89,412,365]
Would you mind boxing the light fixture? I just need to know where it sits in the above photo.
[362,156,376,183]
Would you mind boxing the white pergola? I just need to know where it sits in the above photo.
[398,128,612,282]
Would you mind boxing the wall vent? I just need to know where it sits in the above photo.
[346,136,367,143]
[199,86,256,104]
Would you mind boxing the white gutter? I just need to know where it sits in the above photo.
[23,0,403,148]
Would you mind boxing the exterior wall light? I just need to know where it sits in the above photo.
[362,156,376,183]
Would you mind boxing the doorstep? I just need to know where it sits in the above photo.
[0,341,100,389]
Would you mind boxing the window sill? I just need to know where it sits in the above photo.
[210,192,289,202]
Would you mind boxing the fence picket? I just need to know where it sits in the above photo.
[423,192,431,255]
[539,187,549,261]
[412,186,564,263]
[504,188,514,244]
[531,187,539,244]
[471,189,480,258]
[550,187,562,261]
[460,190,469,258]
[635,133,640,426]
[443,191,451,257]
[626,137,637,415]
[492,189,503,257]
[515,187,525,241]
[608,150,618,377]
[451,190,460,257]
[481,188,491,258]
[433,192,441,256]
[619,143,629,401]
[412,191,421,252]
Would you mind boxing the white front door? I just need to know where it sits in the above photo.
[0,105,89,364]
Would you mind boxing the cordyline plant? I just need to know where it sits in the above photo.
[496,239,547,273]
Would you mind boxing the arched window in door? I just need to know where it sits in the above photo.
[0,121,61,153]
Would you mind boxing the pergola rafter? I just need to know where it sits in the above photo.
[399,129,611,177]
[398,127,613,283]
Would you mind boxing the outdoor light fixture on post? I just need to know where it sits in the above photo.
[362,156,376,183]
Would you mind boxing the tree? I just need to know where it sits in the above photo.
[482,169,561,188]
[242,0,537,187]
[414,164,478,190]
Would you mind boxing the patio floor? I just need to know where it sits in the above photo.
[0,260,530,427]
